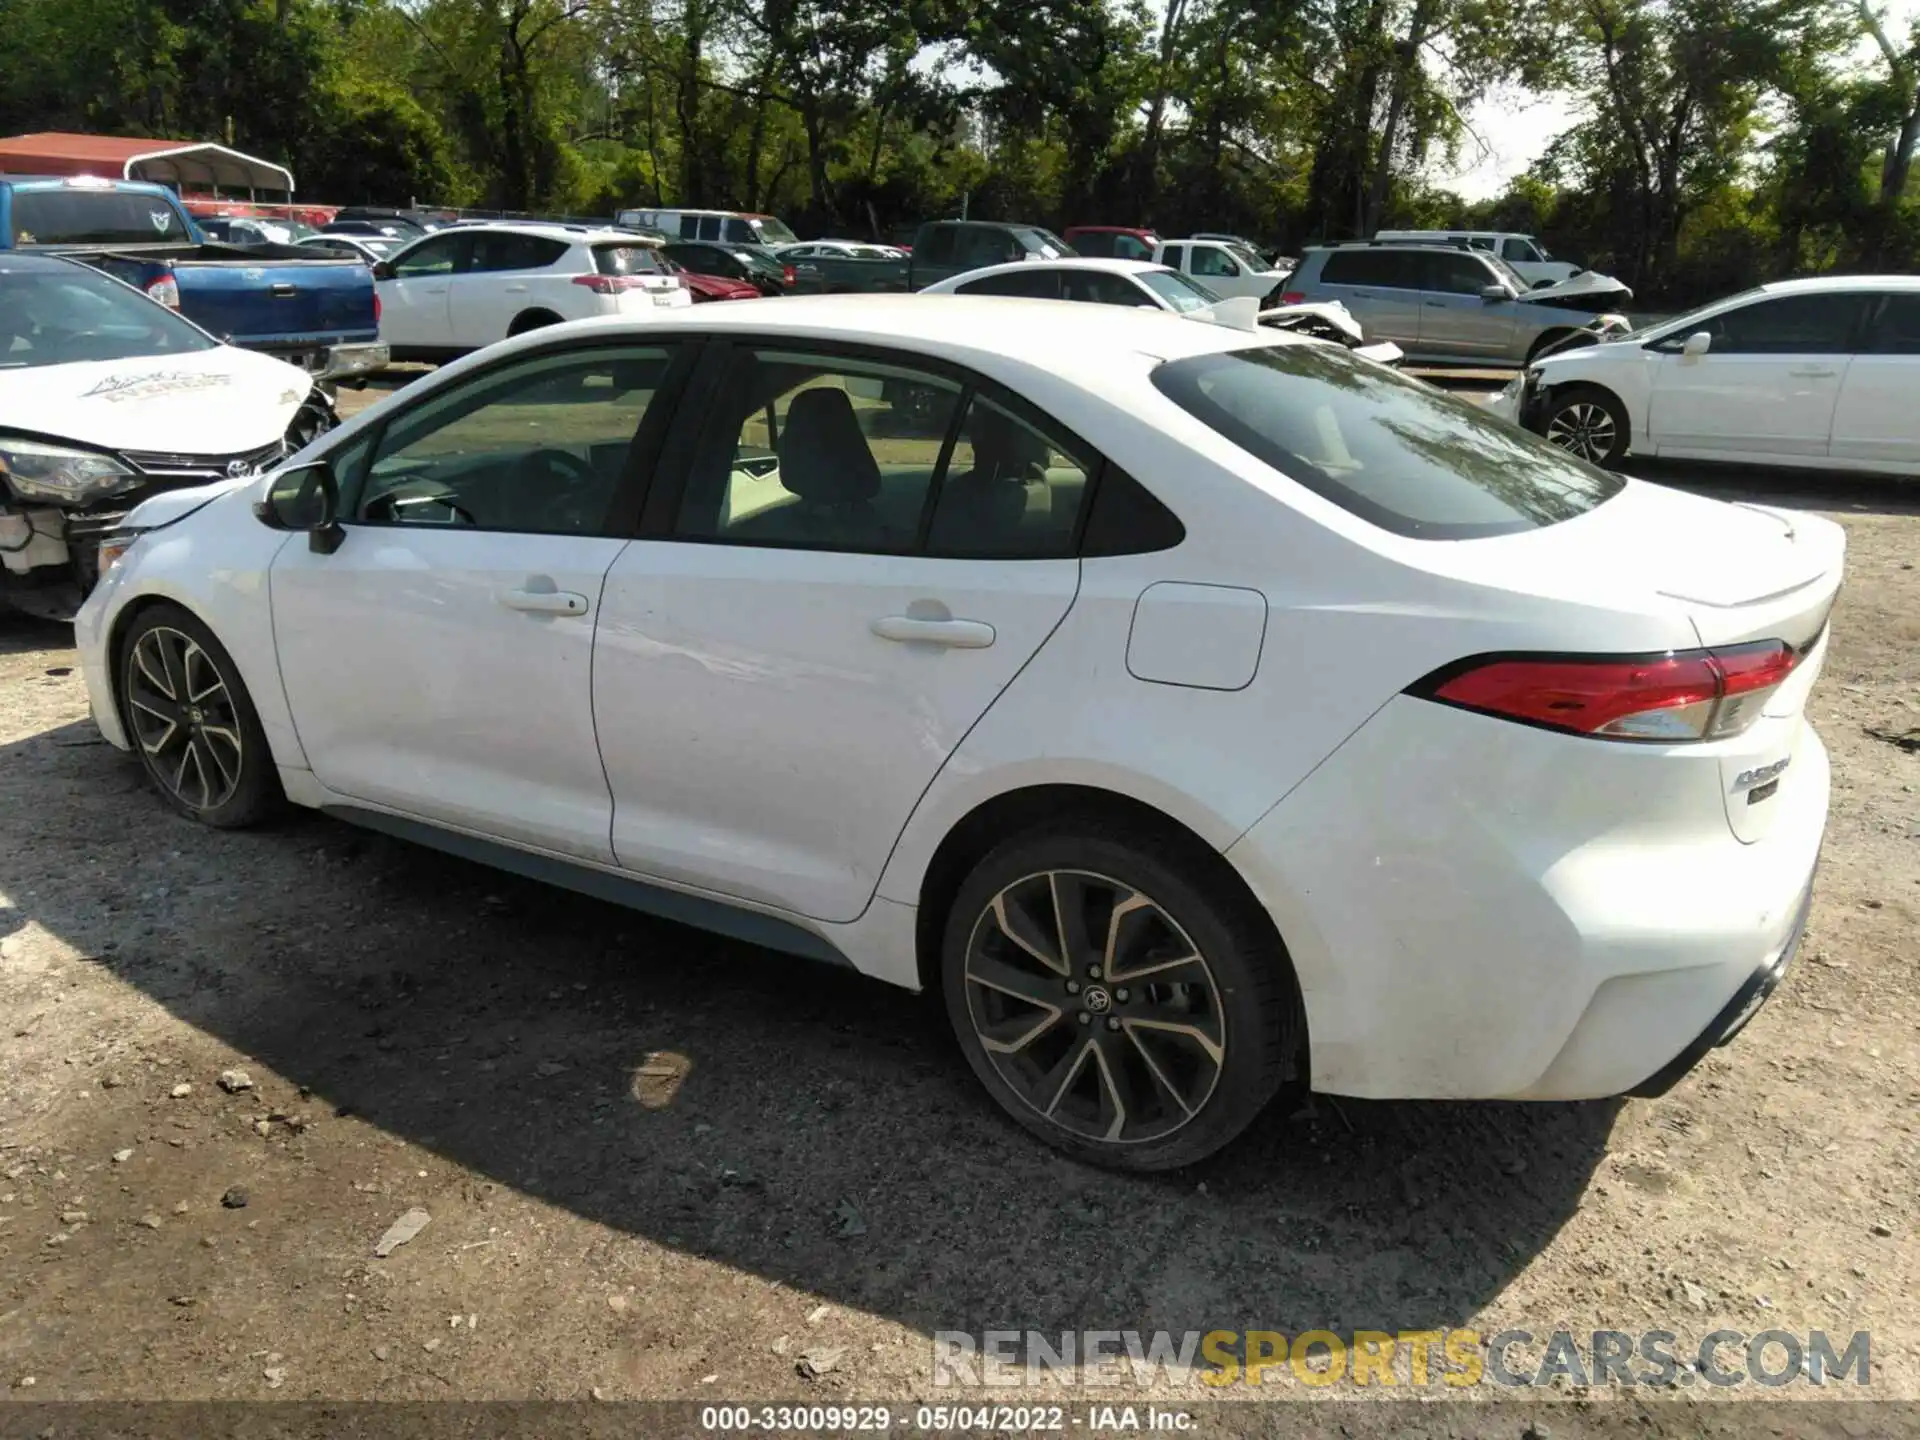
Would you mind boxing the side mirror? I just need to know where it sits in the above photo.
[1480,284,1510,302]
[371,261,394,281]
[1682,331,1712,358]
[253,461,345,554]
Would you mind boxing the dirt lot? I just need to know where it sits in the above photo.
[0,396,1916,1423]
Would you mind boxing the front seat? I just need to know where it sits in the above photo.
[772,387,884,545]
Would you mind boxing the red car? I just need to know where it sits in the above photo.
[1061,225,1161,261]
[665,259,760,302]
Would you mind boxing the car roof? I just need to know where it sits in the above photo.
[455,222,659,245]
[1065,225,1157,234]
[1758,274,1920,294]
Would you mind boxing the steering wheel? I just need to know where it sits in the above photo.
[516,447,598,488]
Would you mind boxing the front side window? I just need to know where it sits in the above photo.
[1151,343,1623,539]
[0,263,216,368]
[1061,270,1157,307]
[958,228,1019,267]
[1137,268,1222,313]
[355,345,674,535]
[1423,250,1498,296]
[919,226,957,264]
[391,234,468,278]
[1863,292,1920,354]
[722,218,756,243]
[1700,294,1865,354]
[1191,246,1240,278]
[1502,238,1542,263]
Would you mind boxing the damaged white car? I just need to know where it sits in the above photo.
[1,252,334,620]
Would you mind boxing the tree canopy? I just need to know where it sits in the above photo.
[3,0,1915,300]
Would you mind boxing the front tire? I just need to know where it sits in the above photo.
[940,823,1303,1171]
[118,603,281,828]
[1541,384,1630,468]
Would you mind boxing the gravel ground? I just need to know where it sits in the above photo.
[0,396,1915,1421]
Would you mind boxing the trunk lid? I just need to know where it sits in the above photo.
[172,252,378,346]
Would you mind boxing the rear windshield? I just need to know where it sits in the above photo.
[1013,228,1075,258]
[0,263,215,368]
[9,189,191,247]
[1152,344,1623,539]
[593,243,666,276]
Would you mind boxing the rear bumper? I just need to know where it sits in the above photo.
[253,341,389,381]
[1226,695,1831,1101]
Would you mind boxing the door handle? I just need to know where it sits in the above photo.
[499,588,589,616]
[505,284,528,293]
[1789,367,1837,378]
[1423,299,1449,307]
[871,615,995,648]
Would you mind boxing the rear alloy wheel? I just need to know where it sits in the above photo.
[119,604,280,828]
[1542,386,1630,468]
[942,827,1301,1170]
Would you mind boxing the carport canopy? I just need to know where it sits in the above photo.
[0,133,295,194]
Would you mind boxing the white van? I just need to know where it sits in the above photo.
[1372,230,1579,287]
[614,207,800,253]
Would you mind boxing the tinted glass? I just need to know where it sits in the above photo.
[1317,249,1419,288]
[1705,294,1865,354]
[1113,234,1157,260]
[1151,344,1623,539]
[1137,269,1222,313]
[919,225,957,264]
[392,234,466,278]
[9,189,190,246]
[0,262,215,367]
[926,395,1091,557]
[470,232,569,272]
[1071,232,1116,258]
[357,346,673,534]
[696,216,723,241]
[1501,238,1540,262]
[722,218,756,243]
[1061,270,1157,307]
[1161,244,1187,268]
[957,269,1059,298]
[1864,293,1920,355]
[677,351,962,552]
[750,217,800,244]
[1423,250,1497,295]
[593,243,666,275]
[958,228,1020,267]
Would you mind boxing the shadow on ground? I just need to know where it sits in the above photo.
[0,700,1620,1343]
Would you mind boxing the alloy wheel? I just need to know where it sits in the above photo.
[1545,401,1617,463]
[962,870,1226,1145]
[125,626,246,813]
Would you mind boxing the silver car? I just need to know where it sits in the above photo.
[1284,243,1632,365]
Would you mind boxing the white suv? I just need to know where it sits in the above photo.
[376,224,691,362]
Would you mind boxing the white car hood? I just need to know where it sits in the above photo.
[0,345,309,455]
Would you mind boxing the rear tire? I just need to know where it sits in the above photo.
[940,820,1303,1171]
[1540,384,1630,468]
[117,603,281,828]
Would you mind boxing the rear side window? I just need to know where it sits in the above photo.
[1061,270,1156,307]
[918,226,957,264]
[696,216,723,241]
[8,189,190,246]
[1161,244,1187,268]
[1317,249,1419,288]
[957,269,1059,298]
[470,232,569,271]
[594,243,665,275]
[1113,234,1157,260]
[1151,344,1623,539]
[1071,232,1115,258]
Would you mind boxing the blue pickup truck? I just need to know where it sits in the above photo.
[0,176,384,385]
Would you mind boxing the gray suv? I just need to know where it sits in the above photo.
[1285,243,1631,365]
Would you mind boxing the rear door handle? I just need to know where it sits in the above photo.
[871,615,995,648]
[1789,367,1837,378]
[499,588,589,616]
[505,284,528,293]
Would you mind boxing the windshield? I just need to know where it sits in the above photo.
[1016,228,1077,259]
[1138,268,1224,314]
[1152,343,1622,539]
[0,263,216,368]
[8,189,190,247]
[750,216,800,245]
[1484,253,1529,290]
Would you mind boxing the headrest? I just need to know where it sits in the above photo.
[967,403,1050,484]
[779,387,881,505]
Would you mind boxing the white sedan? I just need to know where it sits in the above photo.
[74,297,1837,1170]
[1496,275,1920,473]
[922,257,1402,363]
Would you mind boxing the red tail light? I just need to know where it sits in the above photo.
[573,274,644,294]
[373,292,382,324]
[1279,291,1306,305]
[1416,641,1800,742]
[782,264,796,286]
[145,275,182,309]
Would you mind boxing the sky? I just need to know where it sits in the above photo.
[1429,0,1920,201]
